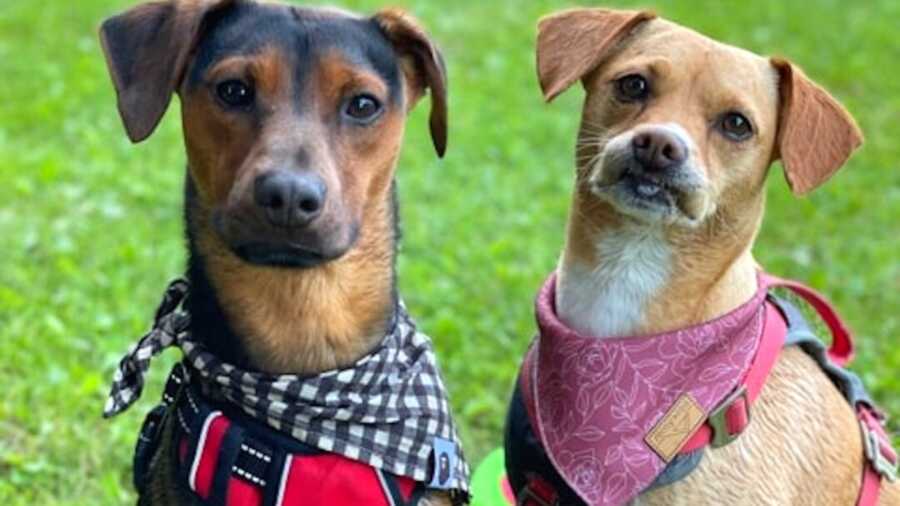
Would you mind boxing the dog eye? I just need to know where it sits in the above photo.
[345,94,382,122]
[614,74,650,102]
[719,112,754,141]
[216,80,254,108]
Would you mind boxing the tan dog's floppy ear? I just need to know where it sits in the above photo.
[537,8,656,102]
[771,58,863,194]
[374,9,448,158]
[99,0,233,143]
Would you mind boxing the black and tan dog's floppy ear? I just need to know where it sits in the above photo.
[374,9,448,158]
[771,58,863,194]
[99,0,232,143]
[537,8,656,102]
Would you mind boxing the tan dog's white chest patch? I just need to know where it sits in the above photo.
[556,225,671,337]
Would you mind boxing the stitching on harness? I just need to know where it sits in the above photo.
[189,411,222,492]
[241,443,272,462]
[176,408,191,434]
[232,465,266,486]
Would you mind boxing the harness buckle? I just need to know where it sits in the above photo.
[708,386,749,449]
[860,418,898,483]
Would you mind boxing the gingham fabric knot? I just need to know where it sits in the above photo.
[104,278,190,418]
[103,278,470,496]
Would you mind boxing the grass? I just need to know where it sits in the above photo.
[1,0,898,503]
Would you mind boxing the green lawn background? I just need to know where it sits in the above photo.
[1,0,897,504]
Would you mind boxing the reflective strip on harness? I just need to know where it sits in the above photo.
[274,456,292,506]
[189,411,226,499]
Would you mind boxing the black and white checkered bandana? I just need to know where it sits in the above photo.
[104,278,470,495]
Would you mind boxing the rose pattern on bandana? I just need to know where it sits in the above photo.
[529,274,767,506]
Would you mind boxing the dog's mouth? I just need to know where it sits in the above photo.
[594,167,679,211]
[233,242,338,268]
[592,166,709,225]
[212,209,360,269]
[620,170,678,208]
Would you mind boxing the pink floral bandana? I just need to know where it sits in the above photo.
[524,273,768,505]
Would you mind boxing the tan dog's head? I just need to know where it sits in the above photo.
[100,1,446,268]
[538,8,862,229]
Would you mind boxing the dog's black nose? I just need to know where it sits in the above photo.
[632,129,688,172]
[254,170,326,228]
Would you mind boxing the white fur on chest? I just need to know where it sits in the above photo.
[556,226,671,338]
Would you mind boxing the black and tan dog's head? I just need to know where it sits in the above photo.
[100,0,446,268]
[537,8,862,231]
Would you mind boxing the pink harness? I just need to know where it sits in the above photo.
[518,272,895,506]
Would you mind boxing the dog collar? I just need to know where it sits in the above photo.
[104,278,471,497]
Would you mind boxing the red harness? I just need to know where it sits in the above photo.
[517,273,896,505]
[175,409,421,506]
[129,367,428,506]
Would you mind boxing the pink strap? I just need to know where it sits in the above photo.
[680,301,786,452]
[856,407,897,506]
[683,275,858,453]
[723,396,749,436]
[857,465,882,506]
[760,273,854,366]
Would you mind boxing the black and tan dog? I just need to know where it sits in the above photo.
[100,1,458,504]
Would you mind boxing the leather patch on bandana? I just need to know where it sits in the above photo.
[645,393,706,462]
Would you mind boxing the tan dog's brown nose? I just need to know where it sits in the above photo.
[632,129,688,173]
[254,171,326,228]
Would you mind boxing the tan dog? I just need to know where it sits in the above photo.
[512,8,899,505]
